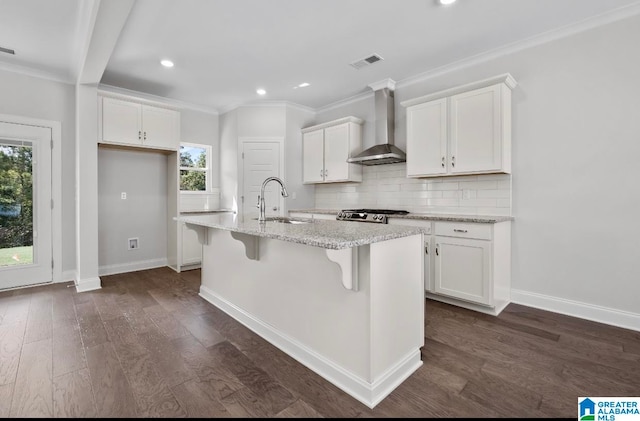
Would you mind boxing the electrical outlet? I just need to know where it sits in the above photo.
[128,237,139,250]
[121,192,127,200]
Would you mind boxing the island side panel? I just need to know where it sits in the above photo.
[200,228,372,381]
[369,234,424,381]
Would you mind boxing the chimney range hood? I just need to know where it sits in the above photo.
[347,79,406,166]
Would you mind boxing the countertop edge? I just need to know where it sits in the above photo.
[178,215,425,250]
[288,209,513,223]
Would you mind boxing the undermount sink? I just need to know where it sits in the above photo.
[254,216,313,224]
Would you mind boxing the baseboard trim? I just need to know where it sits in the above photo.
[199,285,422,409]
[59,270,77,284]
[511,289,640,332]
[98,258,168,277]
[75,276,101,293]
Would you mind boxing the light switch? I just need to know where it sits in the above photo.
[121,192,127,200]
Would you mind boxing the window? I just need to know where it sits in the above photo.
[180,143,212,192]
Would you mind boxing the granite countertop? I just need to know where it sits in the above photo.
[177,213,425,250]
[288,209,513,224]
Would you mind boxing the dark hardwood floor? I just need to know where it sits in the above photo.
[0,267,638,418]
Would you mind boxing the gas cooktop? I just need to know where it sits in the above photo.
[336,209,409,224]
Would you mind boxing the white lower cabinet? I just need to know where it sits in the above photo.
[389,218,511,316]
[424,235,434,292]
[434,236,491,305]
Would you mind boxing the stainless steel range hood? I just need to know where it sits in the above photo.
[347,81,406,166]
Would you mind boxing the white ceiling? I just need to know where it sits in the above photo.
[2,0,640,112]
[0,0,87,81]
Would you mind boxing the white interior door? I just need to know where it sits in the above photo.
[0,122,52,289]
[241,141,281,217]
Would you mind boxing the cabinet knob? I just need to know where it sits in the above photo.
[441,156,445,168]
[435,244,439,256]
[451,156,455,168]
[425,243,429,255]
[138,131,141,140]
[324,169,328,177]
[143,131,147,141]
[320,169,323,178]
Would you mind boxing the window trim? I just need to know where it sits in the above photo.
[179,142,212,193]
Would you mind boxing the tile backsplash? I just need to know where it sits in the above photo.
[314,163,511,216]
[180,188,221,212]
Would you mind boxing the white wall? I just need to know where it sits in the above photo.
[98,147,168,273]
[220,109,238,210]
[179,109,221,211]
[0,69,76,275]
[284,105,316,212]
[180,109,220,187]
[313,14,640,320]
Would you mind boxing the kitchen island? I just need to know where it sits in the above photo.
[177,212,425,408]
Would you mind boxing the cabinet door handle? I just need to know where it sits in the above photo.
[143,131,147,141]
[272,206,278,211]
[453,229,468,233]
[324,169,328,177]
[425,243,429,255]
[435,244,439,256]
[441,156,445,168]
[451,155,455,168]
[138,130,142,140]
[320,169,324,178]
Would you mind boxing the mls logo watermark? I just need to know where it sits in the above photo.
[579,397,640,421]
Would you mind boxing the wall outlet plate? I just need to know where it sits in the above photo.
[128,237,139,250]
[121,192,127,200]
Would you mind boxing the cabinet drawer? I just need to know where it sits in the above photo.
[387,218,432,233]
[435,221,492,240]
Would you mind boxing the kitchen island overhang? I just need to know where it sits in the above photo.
[178,213,425,408]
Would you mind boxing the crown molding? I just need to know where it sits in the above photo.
[220,100,316,116]
[396,1,640,90]
[368,78,396,91]
[0,61,73,85]
[315,90,374,115]
[400,73,517,108]
[97,83,219,114]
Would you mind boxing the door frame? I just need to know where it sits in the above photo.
[0,113,62,284]
[237,137,285,216]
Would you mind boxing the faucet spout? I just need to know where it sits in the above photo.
[258,177,289,222]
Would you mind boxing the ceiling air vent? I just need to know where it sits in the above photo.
[0,46,15,55]
[349,53,383,70]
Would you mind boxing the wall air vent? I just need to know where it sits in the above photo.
[0,46,15,55]
[349,53,383,70]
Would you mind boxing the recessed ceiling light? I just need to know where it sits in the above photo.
[439,0,456,5]
[256,88,266,96]
[298,82,310,88]
[160,59,174,68]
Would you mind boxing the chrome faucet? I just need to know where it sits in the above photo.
[256,176,289,222]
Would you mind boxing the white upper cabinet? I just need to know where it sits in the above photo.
[141,105,179,150]
[406,98,448,176]
[101,97,142,145]
[302,129,325,183]
[402,74,516,178]
[99,96,180,151]
[302,117,363,184]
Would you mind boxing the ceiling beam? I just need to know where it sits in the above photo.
[77,0,135,85]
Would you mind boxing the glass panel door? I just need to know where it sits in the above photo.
[0,141,34,268]
[0,122,52,289]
